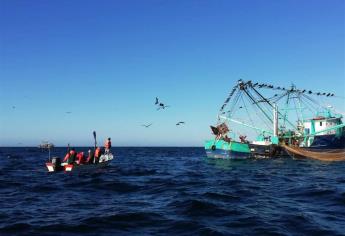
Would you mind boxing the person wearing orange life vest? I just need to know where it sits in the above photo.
[104,137,111,154]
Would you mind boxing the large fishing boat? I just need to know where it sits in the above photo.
[205,79,345,159]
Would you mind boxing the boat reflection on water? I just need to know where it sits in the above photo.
[203,155,253,170]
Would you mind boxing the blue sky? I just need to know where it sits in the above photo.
[0,0,344,146]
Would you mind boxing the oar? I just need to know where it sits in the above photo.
[93,131,97,164]
[93,131,97,151]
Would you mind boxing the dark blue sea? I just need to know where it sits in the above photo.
[0,147,344,235]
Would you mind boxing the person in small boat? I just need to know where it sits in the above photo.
[63,148,76,164]
[94,146,102,164]
[104,137,111,154]
[76,152,85,165]
[86,149,95,164]
[63,152,70,163]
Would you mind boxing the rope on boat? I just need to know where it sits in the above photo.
[282,144,345,161]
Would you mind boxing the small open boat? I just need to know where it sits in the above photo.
[46,153,114,172]
[282,144,345,162]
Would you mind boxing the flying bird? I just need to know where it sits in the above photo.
[176,121,185,126]
[157,103,170,110]
[12,106,16,109]
[65,111,72,114]
[142,123,153,128]
[155,97,170,110]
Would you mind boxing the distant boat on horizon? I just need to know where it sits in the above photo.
[38,142,54,149]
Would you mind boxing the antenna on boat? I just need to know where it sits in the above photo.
[273,103,278,137]
[48,142,51,162]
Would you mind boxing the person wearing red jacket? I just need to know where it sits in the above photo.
[63,148,76,164]
[63,152,70,163]
[76,152,84,165]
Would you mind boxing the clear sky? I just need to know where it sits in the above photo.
[0,0,344,147]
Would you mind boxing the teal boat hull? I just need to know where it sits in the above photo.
[205,139,251,159]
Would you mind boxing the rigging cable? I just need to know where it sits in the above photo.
[241,95,259,136]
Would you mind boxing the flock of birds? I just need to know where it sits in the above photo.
[250,82,336,97]
[141,97,185,128]
[10,97,185,128]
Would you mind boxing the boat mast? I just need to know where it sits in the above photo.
[273,103,278,137]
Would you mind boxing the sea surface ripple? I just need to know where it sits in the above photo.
[0,147,344,235]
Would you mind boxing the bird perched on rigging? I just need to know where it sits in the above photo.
[176,121,185,126]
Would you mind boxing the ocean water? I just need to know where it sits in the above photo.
[0,147,344,235]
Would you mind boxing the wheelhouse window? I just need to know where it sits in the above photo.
[320,122,322,126]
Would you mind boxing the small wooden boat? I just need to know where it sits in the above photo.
[38,141,54,149]
[46,153,114,172]
[282,144,345,161]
